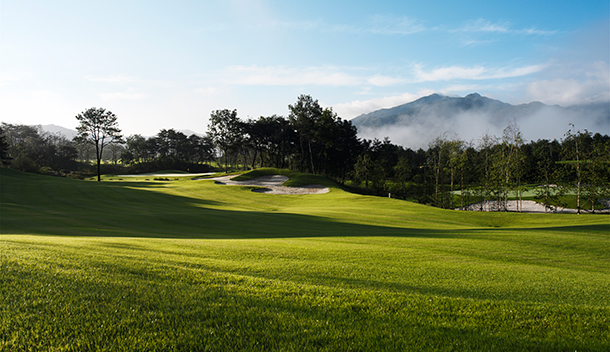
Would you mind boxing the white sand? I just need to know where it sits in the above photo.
[204,174,329,195]
[118,172,216,177]
[457,200,609,213]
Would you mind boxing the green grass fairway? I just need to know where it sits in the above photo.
[1,168,609,351]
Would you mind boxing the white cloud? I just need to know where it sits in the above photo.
[255,15,556,40]
[414,64,545,82]
[355,113,498,150]
[456,19,510,33]
[224,65,363,86]
[367,75,406,86]
[516,27,559,35]
[415,65,485,81]
[460,39,497,47]
[368,15,426,35]
[527,79,609,106]
[242,13,426,36]
[222,65,415,88]
[526,60,610,106]
[442,84,486,93]
[454,19,557,35]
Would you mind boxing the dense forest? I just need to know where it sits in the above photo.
[1,94,609,212]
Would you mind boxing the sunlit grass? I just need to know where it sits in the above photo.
[1,168,609,351]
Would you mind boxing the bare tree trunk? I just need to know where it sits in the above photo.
[299,138,306,172]
[576,138,581,214]
[460,171,464,210]
[450,167,454,209]
[308,140,315,174]
[96,142,102,182]
[224,149,228,173]
[435,150,442,207]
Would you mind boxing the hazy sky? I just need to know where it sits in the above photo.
[1,0,608,137]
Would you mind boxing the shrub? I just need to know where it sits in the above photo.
[11,155,38,173]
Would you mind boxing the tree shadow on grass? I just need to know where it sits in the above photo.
[0,172,456,239]
[2,171,608,240]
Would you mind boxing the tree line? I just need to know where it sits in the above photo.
[1,123,79,174]
[0,122,215,177]
[1,95,609,212]
[206,95,360,180]
[405,124,610,213]
[202,95,609,212]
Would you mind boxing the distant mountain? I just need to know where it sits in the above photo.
[178,129,204,137]
[40,124,77,139]
[351,93,609,149]
[38,125,205,139]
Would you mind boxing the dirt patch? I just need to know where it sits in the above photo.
[204,175,330,195]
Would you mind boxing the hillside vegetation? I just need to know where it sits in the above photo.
[1,168,609,351]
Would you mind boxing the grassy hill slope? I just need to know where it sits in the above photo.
[1,168,609,351]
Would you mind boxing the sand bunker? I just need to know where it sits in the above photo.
[457,200,609,213]
[205,174,329,195]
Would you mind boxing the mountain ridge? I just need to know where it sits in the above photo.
[37,125,203,139]
[351,93,609,148]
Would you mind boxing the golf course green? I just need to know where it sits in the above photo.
[1,167,609,351]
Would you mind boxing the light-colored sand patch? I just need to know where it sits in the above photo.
[205,174,329,195]
[118,172,216,177]
[457,200,575,213]
[457,200,609,213]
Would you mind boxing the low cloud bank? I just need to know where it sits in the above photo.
[357,104,609,149]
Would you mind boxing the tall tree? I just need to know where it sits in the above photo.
[500,121,525,211]
[207,109,242,173]
[563,124,587,213]
[428,134,450,208]
[0,126,12,166]
[477,133,498,210]
[288,95,323,173]
[352,154,373,189]
[586,134,610,212]
[155,129,188,158]
[531,139,563,212]
[2,123,78,173]
[74,107,124,181]
[446,138,465,210]
[186,134,215,164]
[122,134,149,163]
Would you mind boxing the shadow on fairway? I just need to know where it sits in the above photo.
[2,168,608,240]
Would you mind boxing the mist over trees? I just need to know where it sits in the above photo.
[204,95,609,212]
[352,93,610,150]
[1,95,608,211]
[403,126,609,213]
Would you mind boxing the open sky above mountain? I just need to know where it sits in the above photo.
[1,0,608,138]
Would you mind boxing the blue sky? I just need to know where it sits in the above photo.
[1,0,608,137]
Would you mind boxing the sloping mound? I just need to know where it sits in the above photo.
[207,174,329,195]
